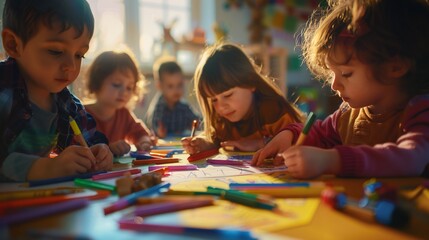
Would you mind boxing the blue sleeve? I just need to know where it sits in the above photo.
[1,152,39,182]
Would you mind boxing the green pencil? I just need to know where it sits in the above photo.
[74,178,117,192]
[296,112,316,145]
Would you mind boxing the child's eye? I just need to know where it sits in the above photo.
[341,72,352,78]
[210,98,218,103]
[48,50,62,56]
[112,83,121,88]
[224,93,232,98]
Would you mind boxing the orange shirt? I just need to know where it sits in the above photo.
[86,107,149,144]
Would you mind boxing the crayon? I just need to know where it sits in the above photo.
[74,178,117,192]
[27,171,107,187]
[0,187,84,201]
[118,219,256,239]
[103,182,171,215]
[92,168,141,180]
[134,198,214,217]
[148,165,197,172]
[0,199,89,226]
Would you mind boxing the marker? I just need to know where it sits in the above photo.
[74,178,116,192]
[92,169,141,180]
[132,158,180,166]
[118,219,256,239]
[295,112,316,146]
[69,116,88,148]
[134,198,214,217]
[207,159,244,166]
[103,182,171,215]
[190,119,199,137]
[27,171,107,187]
[0,187,84,201]
[148,165,197,172]
[0,199,89,226]
[187,148,219,162]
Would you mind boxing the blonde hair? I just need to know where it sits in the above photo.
[194,42,302,142]
[86,48,146,109]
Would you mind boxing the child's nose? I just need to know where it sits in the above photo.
[61,55,77,72]
[331,75,342,92]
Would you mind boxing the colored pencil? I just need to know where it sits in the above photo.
[235,186,345,198]
[132,158,180,165]
[187,148,219,162]
[0,187,84,201]
[69,116,88,148]
[134,198,214,217]
[295,112,316,145]
[190,119,199,137]
[229,182,311,188]
[137,196,214,204]
[27,171,107,187]
[91,168,141,180]
[148,165,197,172]
[74,178,116,192]
[103,182,171,215]
[207,159,244,166]
[0,199,89,226]
[118,219,256,239]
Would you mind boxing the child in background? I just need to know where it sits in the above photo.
[252,0,429,179]
[145,58,200,138]
[182,43,303,154]
[0,0,113,182]
[85,50,155,156]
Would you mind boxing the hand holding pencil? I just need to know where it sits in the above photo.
[251,112,316,167]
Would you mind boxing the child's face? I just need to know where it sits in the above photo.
[210,87,255,122]
[95,69,135,109]
[159,73,184,104]
[15,23,90,96]
[326,52,396,113]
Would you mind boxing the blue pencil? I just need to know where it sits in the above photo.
[118,219,256,240]
[229,182,310,188]
[27,171,107,187]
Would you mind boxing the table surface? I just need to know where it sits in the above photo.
[2,172,427,239]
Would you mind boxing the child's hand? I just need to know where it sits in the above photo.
[279,146,340,179]
[54,145,96,175]
[181,136,215,155]
[135,135,153,152]
[220,138,264,152]
[109,140,131,156]
[90,143,113,171]
[251,130,294,166]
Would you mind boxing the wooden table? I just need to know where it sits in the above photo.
[3,175,427,239]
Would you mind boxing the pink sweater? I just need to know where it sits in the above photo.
[284,94,429,177]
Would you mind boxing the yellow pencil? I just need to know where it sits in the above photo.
[69,116,88,147]
[295,112,316,146]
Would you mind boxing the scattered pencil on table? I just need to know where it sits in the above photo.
[0,187,84,201]
[187,148,219,162]
[190,119,199,137]
[26,171,107,187]
[295,111,316,146]
[92,168,141,180]
[148,165,197,172]
[132,158,180,166]
[133,198,214,217]
[74,178,117,192]
[207,159,244,166]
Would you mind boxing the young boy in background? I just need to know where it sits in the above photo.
[146,58,200,138]
[0,0,113,182]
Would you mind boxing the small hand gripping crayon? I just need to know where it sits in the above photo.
[321,186,410,228]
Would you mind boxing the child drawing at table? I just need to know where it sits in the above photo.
[85,50,155,156]
[0,0,113,182]
[252,0,429,179]
[181,43,303,154]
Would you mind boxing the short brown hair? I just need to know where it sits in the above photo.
[153,57,182,82]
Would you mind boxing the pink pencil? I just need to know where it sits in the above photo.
[148,165,197,172]
[206,159,244,166]
[92,168,141,180]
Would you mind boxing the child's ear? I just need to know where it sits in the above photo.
[386,56,411,79]
[2,29,22,58]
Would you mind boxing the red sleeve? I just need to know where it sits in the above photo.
[122,109,150,144]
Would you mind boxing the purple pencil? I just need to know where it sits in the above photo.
[207,159,244,166]
[134,198,214,217]
[0,199,89,226]
[148,165,197,172]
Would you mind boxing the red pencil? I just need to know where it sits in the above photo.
[187,148,219,162]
